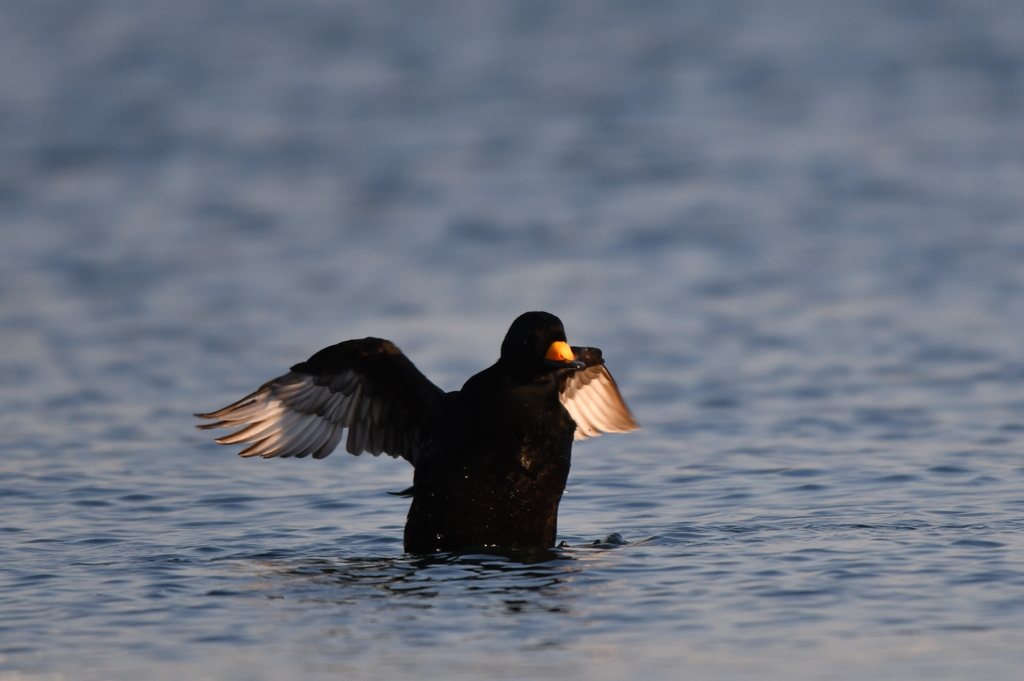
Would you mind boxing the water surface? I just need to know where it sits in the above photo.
[4,1,1024,679]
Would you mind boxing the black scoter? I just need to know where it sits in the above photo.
[195,311,639,553]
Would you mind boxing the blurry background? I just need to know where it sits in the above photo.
[4,1,1024,680]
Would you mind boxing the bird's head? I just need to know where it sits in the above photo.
[499,311,586,380]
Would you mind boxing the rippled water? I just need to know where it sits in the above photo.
[4,1,1024,679]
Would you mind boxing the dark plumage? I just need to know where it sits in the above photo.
[195,311,639,553]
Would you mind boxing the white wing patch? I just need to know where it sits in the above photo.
[196,371,418,461]
[559,365,640,440]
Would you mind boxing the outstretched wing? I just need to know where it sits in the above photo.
[195,338,444,465]
[559,346,640,440]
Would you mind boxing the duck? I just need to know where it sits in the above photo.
[195,311,638,553]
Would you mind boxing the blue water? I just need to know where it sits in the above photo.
[4,1,1024,679]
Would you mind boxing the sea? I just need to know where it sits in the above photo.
[4,1,1024,679]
